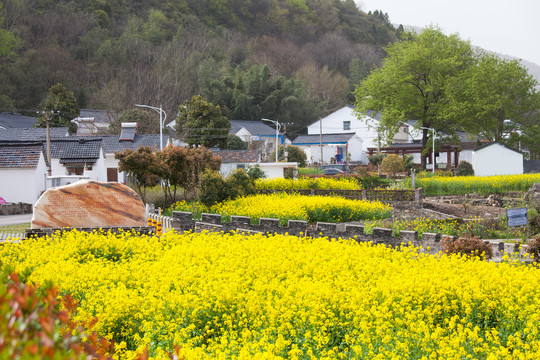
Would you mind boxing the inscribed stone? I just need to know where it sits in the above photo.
[31,180,146,229]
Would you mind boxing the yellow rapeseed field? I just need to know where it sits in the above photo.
[254,177,361,190]
[1,230,540,359]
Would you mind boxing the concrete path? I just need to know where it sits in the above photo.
[0,213,33,226]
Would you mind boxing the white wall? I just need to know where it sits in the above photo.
[1,168,41,204]
[473,143,523,176]
[307,107,381,149]
[258,162,298,178]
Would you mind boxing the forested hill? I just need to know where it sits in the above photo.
[0,0,399,133]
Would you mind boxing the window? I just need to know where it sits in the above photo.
[237,164,245,169]
[343,121,351,131]
[67,167,84,175]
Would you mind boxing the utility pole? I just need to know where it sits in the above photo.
[37,110,58,176]
[283,123,288,162]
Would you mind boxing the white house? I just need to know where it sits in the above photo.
[472,142,523,176]
[306,105,411,164]
[211,149,261,177]
[292,133,363,164]
[45,137,107,185]
[0,142,47,204]
[71,109,115,136]
[101,123,162,183]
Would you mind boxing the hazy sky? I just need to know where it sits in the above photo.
[357,0,540,65]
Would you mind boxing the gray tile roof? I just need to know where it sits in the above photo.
[46,138,102,164]
[0,142,43,168]
[211,149,260,163]
[230,120,282,137]
[0,127,69,141]
[78,109,114,123]
[292,133,357,145]
[0,112,38,129]
[101,134,161,154]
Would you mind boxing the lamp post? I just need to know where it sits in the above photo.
[261,118,281,163]
[135,104,167,150]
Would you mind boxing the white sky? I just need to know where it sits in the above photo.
[357,0,540,66]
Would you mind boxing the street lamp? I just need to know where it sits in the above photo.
[135,104,167,150]
[261,118,281,163]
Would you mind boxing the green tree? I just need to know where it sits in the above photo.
[34,83,81,133]
[270,145,307,167]
[175,95,230,148]
[200,64,324,133]
[0,4,21,61]
[157,145,190,205]
[184,146,222,199]
[34,83,80,134]
[115,146,160,202]
[225,134,248,150]
[445,52,540,145]
[354,27,475,169]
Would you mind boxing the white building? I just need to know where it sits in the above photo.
[306,105,411,164]
[101,123,161,183]
[472,142,523,176]
[0,142,48,204]
[292,133,363,164]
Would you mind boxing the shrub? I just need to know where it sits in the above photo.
[441,235,493,260]
[246,164,266,181]
[379,154,405,177]
[226,169,255,198]
[526,235,540,262]
[455,161,474,176]
[199,170,230,207]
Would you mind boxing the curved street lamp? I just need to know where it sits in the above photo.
[261,118,281,163]
[135,104,167,150]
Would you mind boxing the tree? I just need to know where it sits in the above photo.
[270,145,307,167]
[225,134,248,150]
[115,146,160,202]
[354,27,475,169]
[156,145,190,205]
[445,52,540,145]
[175,95,230,148]
[34,83,80,134]
[183,146,222,199]
[110,109,160,134]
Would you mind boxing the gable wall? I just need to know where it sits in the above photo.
[473,144,523,176]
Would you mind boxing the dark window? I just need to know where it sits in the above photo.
[343,121,351,130]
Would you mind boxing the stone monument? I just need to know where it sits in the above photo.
[31,180,146,229]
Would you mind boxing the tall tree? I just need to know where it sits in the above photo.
[354,27,475,169]
[115,146,160,202]
[444,52,540,144]
[175,95,230,148]
[34,83,80,134]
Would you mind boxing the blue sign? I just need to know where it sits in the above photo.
[507,208,528,227]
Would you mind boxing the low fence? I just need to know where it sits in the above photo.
[24,226,156,239]
[255,188,422,206]
[145,211,524,261]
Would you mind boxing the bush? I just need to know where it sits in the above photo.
[246,164,266,181]
[379,154,405,177]
[526,235,540,262]
[226,169,255,198]
[199,170,231,207]
[455,161,474,176]
[441,235,493,260]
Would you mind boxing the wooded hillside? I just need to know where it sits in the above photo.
[0,0,399,132]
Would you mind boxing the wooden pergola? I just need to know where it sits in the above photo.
[367,144,461,170]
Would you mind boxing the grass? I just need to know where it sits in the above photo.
[0,223,31,232]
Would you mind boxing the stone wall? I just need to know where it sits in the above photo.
[255,188,422,206]
[145,211,524,261]
[0,203,32,215]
